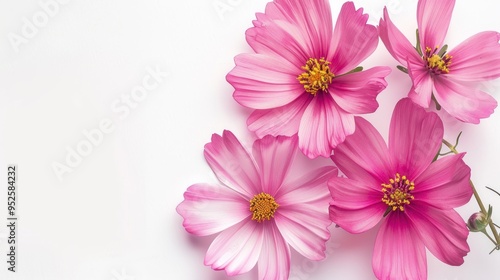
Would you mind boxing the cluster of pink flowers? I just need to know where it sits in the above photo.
[177,0,500,279]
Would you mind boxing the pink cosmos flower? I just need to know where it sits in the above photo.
[226,0,391,159]
[329,98,473,279]
[177,131,336,279]
[379,0,500,123]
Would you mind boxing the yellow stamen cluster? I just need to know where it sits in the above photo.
[297,58,335,95]
[425,46,452,74]
[381,173,415,212]
[249,192,279,222]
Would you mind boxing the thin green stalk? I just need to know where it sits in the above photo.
[442,139,500,248]
[482,230,497,246]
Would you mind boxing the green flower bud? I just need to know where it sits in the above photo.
[467,212,490,232]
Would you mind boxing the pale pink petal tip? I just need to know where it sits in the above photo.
[177,183,249,236]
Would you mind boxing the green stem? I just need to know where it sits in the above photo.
[490,246,499,254]
[482,230,497,246]
[334,66,363,78]
[415,29,423,57]
[340,66,363,76]
[431,94,441,110]
[397,65,408,74]
[442,139,500,248]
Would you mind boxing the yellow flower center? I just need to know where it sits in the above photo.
[297,58,335,95]
[249,192,279,222]
[425,46,452,74]
[381,173,415,212]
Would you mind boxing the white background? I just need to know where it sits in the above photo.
[1,0,500,279]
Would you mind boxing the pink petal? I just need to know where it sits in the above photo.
[252,135,298,194]
[407,59,434,108]
[205,220,263,276]
[389,98,444,179]
[449,31,500,82]
[413,153,472,209]
[329,177,385,233]
[177,183,249,236]
[277,166,337,206]
[331,117,394,187]
[274,166,336,259]
[246,15,312,68]
[298,93,355,158]
[204,131,260,198]
[417,0,455,51]
[378,7,423,66]
[433,76,498,123]
[258,223,291,280]
[228,53,305,109]
[275,205,331,260]
[407,202,470,265]
[330,66,391,114]
[328,2,379,74]
[259,0,334,57]
[329,177,384,210]
[247,94,311,138]
[373,213,427,280]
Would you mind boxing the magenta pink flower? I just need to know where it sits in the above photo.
[177,131,336,279]
[329,99,473,279]
[379,0,500,123]
[226,0,391,159]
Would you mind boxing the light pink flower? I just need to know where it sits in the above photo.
[329,98,473,279]
[226,0,391,159]
[177,131,336,279]
[379,0,500,123]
